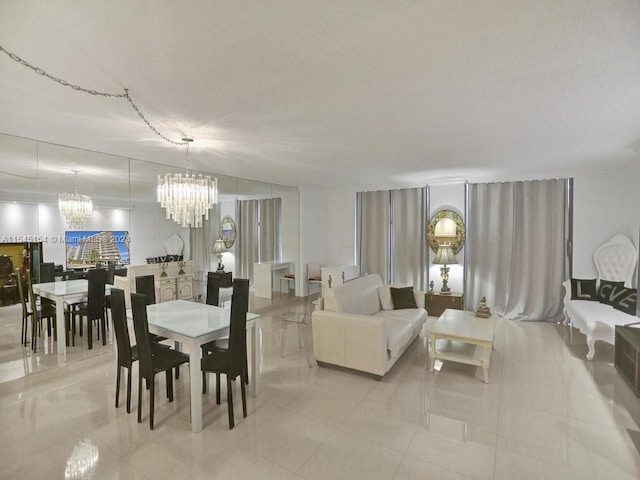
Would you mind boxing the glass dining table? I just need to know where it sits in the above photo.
[32,279,104,355]
[139,300,260,433]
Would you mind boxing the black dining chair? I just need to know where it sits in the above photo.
[39,262,55,283]
[205,273,221,307]
[131,293,190,429]
[25,269,56,352]
[103,262,116,324]
[135,275,167,343]
[201,278,250,429]
[16,268,34,347]
[201,274,248,389]
[110,288,169,413]
[74,268,107,349]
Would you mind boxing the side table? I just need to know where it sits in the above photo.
[209,271,232,288]
[425,291,463,317]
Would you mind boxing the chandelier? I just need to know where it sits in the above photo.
[157,137,218,228]
[59,171,93,229]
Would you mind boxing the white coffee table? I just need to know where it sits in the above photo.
[427,309,496,383]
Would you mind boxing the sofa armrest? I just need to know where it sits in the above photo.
[312,310,387,376]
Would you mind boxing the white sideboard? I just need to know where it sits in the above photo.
[254,261,292,298]
[126,260,193,303]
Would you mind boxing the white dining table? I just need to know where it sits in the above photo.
[141,300,260,434]
[32,279,103,355]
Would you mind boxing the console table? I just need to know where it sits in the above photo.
[254,261,292,298]
[209,271,232,288]
[425,291,463,317]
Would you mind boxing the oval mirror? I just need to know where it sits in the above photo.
[220,215,236,249]
[428,209,465,254]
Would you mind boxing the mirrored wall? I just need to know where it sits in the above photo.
[0,132,300,299]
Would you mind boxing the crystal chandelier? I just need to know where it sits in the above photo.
[157,137,218,228]
[59,170,93,229]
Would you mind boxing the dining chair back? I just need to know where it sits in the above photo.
[112,288,169,413]
[135,275,156,305]
[40,262,55,283]
[73,268,107,349]
[106,263,116,285]
[228,279,250,378]
[26,269,56,351]
[201,278,250,428]
[131,292,189,429]
[206,273,221,306]
[16,268,32,346]
[111,287,134,411]
[135,274,168,343]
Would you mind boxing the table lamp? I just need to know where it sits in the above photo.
[433,243,458,294]
[213,238,226,272]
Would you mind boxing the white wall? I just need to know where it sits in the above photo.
[327,191,356,266]
[572,164,640,282]
[129,201,190,265]
[299,187,329,295]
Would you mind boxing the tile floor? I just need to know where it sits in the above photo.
[0,296,639,479]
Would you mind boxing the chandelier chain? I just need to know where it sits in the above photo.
[0,45,188,146]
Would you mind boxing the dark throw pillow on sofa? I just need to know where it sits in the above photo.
[611,287,637,316]
[570,278,597,301]
[598,280,626,305]
[390,286,418,310]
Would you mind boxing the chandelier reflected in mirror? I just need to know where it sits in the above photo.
[59,170,93,229]
[157,137,218,228]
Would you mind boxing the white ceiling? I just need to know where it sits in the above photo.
[1,0,639,190]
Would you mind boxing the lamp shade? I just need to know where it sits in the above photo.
[433,244,458,265]
[213,238,226,254]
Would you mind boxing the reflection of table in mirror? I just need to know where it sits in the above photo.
[254,262,292,298]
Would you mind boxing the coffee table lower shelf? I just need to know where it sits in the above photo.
[427,309,496,383]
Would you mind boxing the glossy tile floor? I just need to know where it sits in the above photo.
[1,297,639,479]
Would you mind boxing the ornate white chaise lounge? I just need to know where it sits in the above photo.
[563,234,637,360]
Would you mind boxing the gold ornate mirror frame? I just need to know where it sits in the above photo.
[220,215,236,249]
[427,209,465,254]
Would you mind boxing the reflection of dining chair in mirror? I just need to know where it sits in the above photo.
[307,263,322,294]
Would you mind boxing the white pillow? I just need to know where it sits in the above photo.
[378,284,407,310]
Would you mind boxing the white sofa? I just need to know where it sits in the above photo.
[312,274,427,379]
[563,234,637,360]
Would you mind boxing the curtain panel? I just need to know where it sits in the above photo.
[236,200,259,282]
[357,190,391,281]
[236,198,282,284]
[357,187,428,287]
[465,179,568,321]
[391,188,428,290]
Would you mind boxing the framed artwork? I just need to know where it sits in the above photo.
[220,215,236,249]
[65,230,130,269]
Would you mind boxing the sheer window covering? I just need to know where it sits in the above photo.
[357,187,428,289]
[465,179,568,321]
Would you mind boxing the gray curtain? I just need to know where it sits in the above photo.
[190,213,217,298]
[259,198,281,262]
[357,190,391,282]
[391,187,428,289]
[465,179,568,321]
[237,200,259,282]
[357,187,428,287]
[236,197,282,283]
